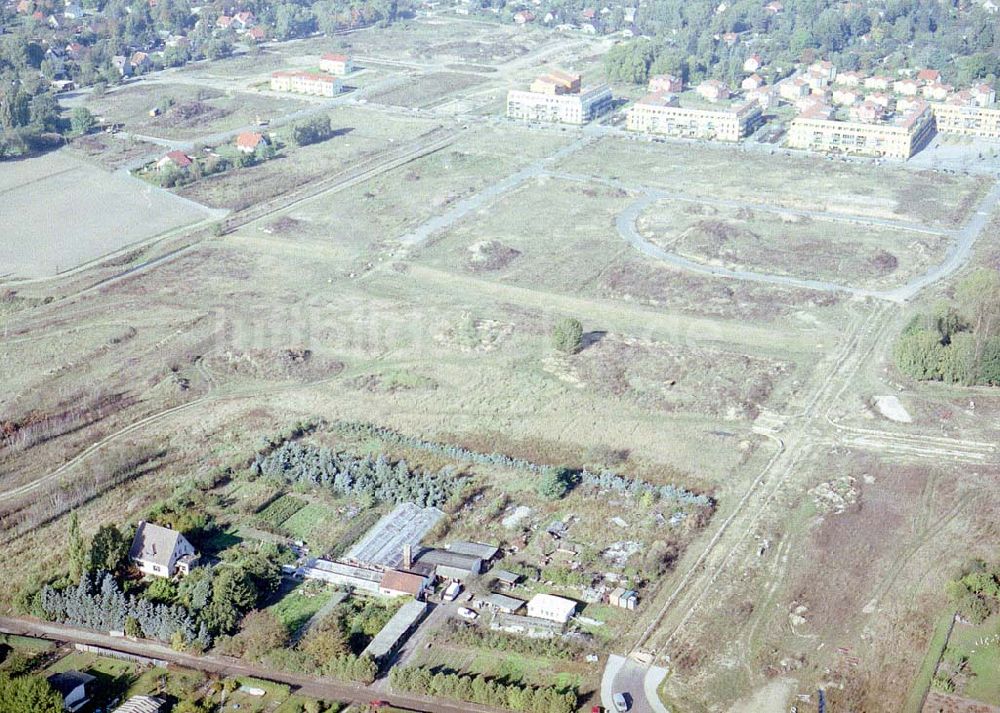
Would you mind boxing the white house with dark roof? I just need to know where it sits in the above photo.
[129,521,198,578]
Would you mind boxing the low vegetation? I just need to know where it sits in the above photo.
[389,665,577,713]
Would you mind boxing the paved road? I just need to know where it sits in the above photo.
[0,617,506,713]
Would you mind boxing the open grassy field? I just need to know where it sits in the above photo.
[0,150,216,278]
[637,199,952,289]
[557,136,990,228]
[266,581,336,638]
[84,82,309,140]
[937,614,1000,705]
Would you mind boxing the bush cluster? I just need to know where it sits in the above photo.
[389,666,577,713]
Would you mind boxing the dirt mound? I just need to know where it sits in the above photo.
[465,240,521,272]
[203,349,342,382]
[161,100,230,128]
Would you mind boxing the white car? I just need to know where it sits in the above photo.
[613,692,630,712]
[456,607,477,620]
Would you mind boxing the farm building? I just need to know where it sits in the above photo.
[527,593,577,623]
[447,541,499,561]
[345,502,444,569]
[492,569,521,587]
[379,569,432,598]
[362,599,428,661]
[483,593,525,614]
[47,671,96,712]
[129,521,198,578]
[299,559,382,593]
[608,587,639,610]
[413,548,484,581]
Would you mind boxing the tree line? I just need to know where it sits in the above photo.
[389,665,577,713]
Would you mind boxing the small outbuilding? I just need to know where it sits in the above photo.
[47,671,96,712]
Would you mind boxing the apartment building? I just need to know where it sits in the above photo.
[270,71,342,97]
[788,101,935,159]
[932,102,1000,140]
[319,52,352,76]
[507,71,612,124]
[626,93,762,142]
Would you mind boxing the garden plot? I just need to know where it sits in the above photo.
[636,200,951,290]
[557,137,989,229]
[0,150,216,278]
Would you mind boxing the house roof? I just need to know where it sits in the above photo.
[447,541,499,559]
[380,569,427,595]
[235,131,265,149]
[916,68,940,82]
[47,671,96,698]
[528,593,577,617]
[493,569,520,584]
[484,593,525,611]
[162,150,192,167]
[129,521,185,568]
[414,547,482,574]
[322,52,349,61]
[112,696,166,713]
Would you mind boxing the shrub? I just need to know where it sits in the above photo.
[552,318,583,355]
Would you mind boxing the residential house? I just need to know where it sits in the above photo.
[47,671,96,712]
[764,0,783,12]
[850,100,884,123]
[864,75,890,91]
[696,79,730,102]
[809,60,836,83]
[111,55,132,76]
[156,150,193,171]
[916,68,940,84]
[215,14,233,29]
[778,77,810,101]
[893,78,920,96]
[922,81,952,102]
[742,53,762,73]
[721,31,738,46]
[129,521,199,578]
[130,51,151,72]
[834,70,863,87]
[246,26,265,42]
[319,52,352,75]
[65,41,84,59]
[831,88,860,106]
[868,91,891,108]
[648,73,682,94]
[971,83,996,107]
[741,73,764,91]
[235,131,267,153]
[746,85,774,110]
[232,10,254,30]
[513,9,534,23]
[526,593,577,623]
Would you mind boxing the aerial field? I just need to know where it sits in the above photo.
[636,199,952,290]
[0,151,217,278]
[557,137,990,229]
[84,82,310,140]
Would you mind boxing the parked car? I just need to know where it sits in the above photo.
[457,607,477,620]
[591,706,605,713]
[613,692,630,712]
[443,581,462,602]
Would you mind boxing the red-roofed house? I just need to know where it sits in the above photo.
[971,83,996,107]
[232,11,255,30]
[648,74,682,94]
[246,26,265,42]
[235,131,267,153]
[916,68,940,83]
[216,14,233,29]
[697,79,730,102]
[513,10,535,23]
[156,150,193,171]
[379,569,432,598]
[741,73,764,91]
[319,52,352,75]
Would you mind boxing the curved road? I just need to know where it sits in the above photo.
[612,177,1000,304]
